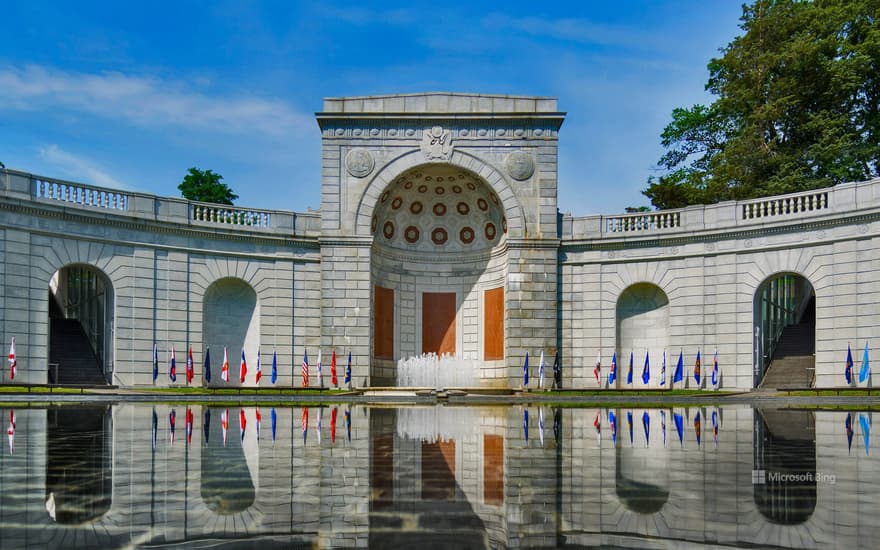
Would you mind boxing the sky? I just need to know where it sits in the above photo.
[0,1,744,215]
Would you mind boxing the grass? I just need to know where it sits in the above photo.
[539,389,735,397]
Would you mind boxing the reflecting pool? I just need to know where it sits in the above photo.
[0,403,876,548]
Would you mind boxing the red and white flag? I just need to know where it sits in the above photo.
[221,408,229,446]
[185,407,193,446]
[331,350,338,387]
[255,350,262,384]
[316,407,322,445]
[239,349,248,384]
[593,351,601,385]
[6,410,15,455]
[302,350,310,388]
[301,407,309,443]
[221,347,230,382]
[169,409,176,448]
[255,408,262,442]
[186,345,194,384]
[239,409,247,442]
[7,337,16,381]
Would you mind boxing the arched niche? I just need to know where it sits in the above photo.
[203,278,260,387]
[616,284,669,388]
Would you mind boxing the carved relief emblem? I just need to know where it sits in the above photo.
[506,151,535,181]
[421,126,453,160]
[345,148,375,178]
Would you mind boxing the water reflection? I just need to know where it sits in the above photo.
[0,403,877,548]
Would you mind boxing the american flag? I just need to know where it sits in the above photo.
[302,350,310,388]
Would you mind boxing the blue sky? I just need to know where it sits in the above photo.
[0,1,743,215]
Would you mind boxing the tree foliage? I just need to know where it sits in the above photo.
[645,0,880,209]
[178,167,238,205]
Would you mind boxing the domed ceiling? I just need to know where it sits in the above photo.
[372,166,507,253]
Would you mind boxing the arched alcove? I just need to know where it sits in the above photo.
[369,164,509,386]
[754,273,815,388]
[203,278,260,387]
[616,284,669,388]
[48,264,114,384]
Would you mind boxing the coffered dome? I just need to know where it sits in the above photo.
[372,165,507,253]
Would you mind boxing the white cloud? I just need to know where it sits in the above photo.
[0,65,312,138]
[482,14,657,50]
[38,144,127,190]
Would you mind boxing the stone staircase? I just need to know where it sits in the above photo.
[49,318,108,385]
[759,321,815,389]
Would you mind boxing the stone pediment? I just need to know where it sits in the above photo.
[320,92,559,115]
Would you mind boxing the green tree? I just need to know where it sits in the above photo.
[178,167,238,205]
[645,0,880,209]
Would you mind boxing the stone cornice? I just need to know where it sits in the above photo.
[0,197,321,250]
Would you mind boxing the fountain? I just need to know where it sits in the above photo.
[396,407,478,443]
[396,353,478,388]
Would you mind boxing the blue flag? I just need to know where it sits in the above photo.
[694,350,702,385]
[627,410,633,444]
[845,343,854,384]
[271,349,278,384]
[845,412,854,454]
[152,343,158,382]
[271,408,277,444]
[660,350,666,386]
[203,409,211,444]
[642,411,650,447]
[609,351,617,385]
[626,351,633,385]
[694,411,702,447]
[860,412,870,455]
[642,350,650,385]
[345,352,352,386]
[609,410,617,445]
[673,351,684,383]
[523,352,530,387]
[711,350,719,388]
[859,342,870,383]
[523,409,529,442]
[674,411,684,447]
[204,348,212,383]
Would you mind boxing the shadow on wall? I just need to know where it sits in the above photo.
[203,278,260,388]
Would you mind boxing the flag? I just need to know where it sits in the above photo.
[169,409,176,448]
[151,407,157,451]
[204,348,212,384]
[538,408,545,447]
[239,409,246,442]
[660,409,667,448]
[554,409,561,444]
[255,408,262,442]
[221,408,229,447]
[609,352,617,385]
[711,409,718,448]
[523,352,529,387]
[5,411,14,455]
[185,407,193,447]
[674,411,684,447]
[860,412,870,455]
[694,350,702,386]
[317,349,323,388]
[345,352,352,388]
[302,350,310,388]
[186,345,194,384]
[7,337,16,381]
[317,407,322,445]
[553,351,561,388]
[626,351,633,385]
[711,349,719,388]
[152,342,158,382]
[331,406,338,444]
[271,349,278,384]
[609,410,617,445]
[221,347,230,383]
[302,407,309,444]
[239,348,247,384]
[331,350,338,387]
[203,409,211,444]
[255,350,262,384]
[845,412,854,454]
[859,341,870,384]
[627,410,633,445]
[660,350,666,386]
[845,343,854,384]
[169,345,177,382]
[538,351,545,389]
[523,409,529,443]
[271,408,277,444]
[642,411,650,447]
[594,351,601,385]
[694,411,702,447]
[345,405,352,442]
[642,350,650,385]
[673,350,684,384]
[593,411,601,443]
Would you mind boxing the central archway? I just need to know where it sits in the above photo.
[369,165,509,386]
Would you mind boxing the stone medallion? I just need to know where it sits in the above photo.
[345,148,375,178]
[421,126,453,160]
[506,151,535,181]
